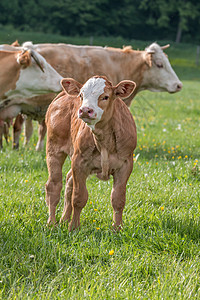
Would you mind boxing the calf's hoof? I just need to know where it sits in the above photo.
[47,216,57,227]
[112,223,123,232]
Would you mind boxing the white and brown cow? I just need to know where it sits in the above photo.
[45,76,137,231]
[7,42,182,150]
[0,49,62,101]
[0,48,62,147]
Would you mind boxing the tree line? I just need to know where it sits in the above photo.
[0,0,199,44]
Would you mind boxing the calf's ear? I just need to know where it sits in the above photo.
[114,80,136,99]
[61,78,82,95]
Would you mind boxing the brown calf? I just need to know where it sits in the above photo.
[45,76,137,231]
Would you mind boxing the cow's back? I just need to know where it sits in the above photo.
[35,44,144,86]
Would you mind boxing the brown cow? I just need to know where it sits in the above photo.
[45,76,137,231]
[9,42,182,150]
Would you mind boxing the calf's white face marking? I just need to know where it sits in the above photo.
[78,77,106,130]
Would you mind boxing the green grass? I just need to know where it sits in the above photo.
[0,29,200,298]
[0,79,200,299]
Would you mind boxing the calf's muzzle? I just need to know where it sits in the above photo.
[78,107,97,120]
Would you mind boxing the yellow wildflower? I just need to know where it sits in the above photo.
[109,249,114,255]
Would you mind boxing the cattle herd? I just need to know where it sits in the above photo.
[0,40,182,230]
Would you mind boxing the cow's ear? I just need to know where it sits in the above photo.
[18,50,31,68]
[114,80,136,99]
[61,78,82,95]
[12,40,20,47]
[145,52,153,67]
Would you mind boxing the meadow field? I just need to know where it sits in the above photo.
[0,32,200,299]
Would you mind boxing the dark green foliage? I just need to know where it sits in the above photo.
[0,0,200,43]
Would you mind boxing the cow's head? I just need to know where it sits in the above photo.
[1,49,63,100]
[143,43,182,93]
[61,76,136,130]
[13,49,63,97]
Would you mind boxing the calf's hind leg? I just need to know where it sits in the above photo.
[24,118,33,145]
[13,114,24,149]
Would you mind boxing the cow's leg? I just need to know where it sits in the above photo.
[4,122,10,144]
[60,169,73,224]
[24,118,33,145]
[111,156,133,230]
[0,121,4,148]
[68,162,88,231]
[45,151,67,225]
[13,114,24,149]
[36,119,46,151]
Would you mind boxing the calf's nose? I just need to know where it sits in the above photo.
[78,107,96,119]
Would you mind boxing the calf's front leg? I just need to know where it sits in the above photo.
[60,169,73,224]
[68,161,88,231]
[45,152,66,225]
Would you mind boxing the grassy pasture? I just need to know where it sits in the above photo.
[0,31,200,298]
